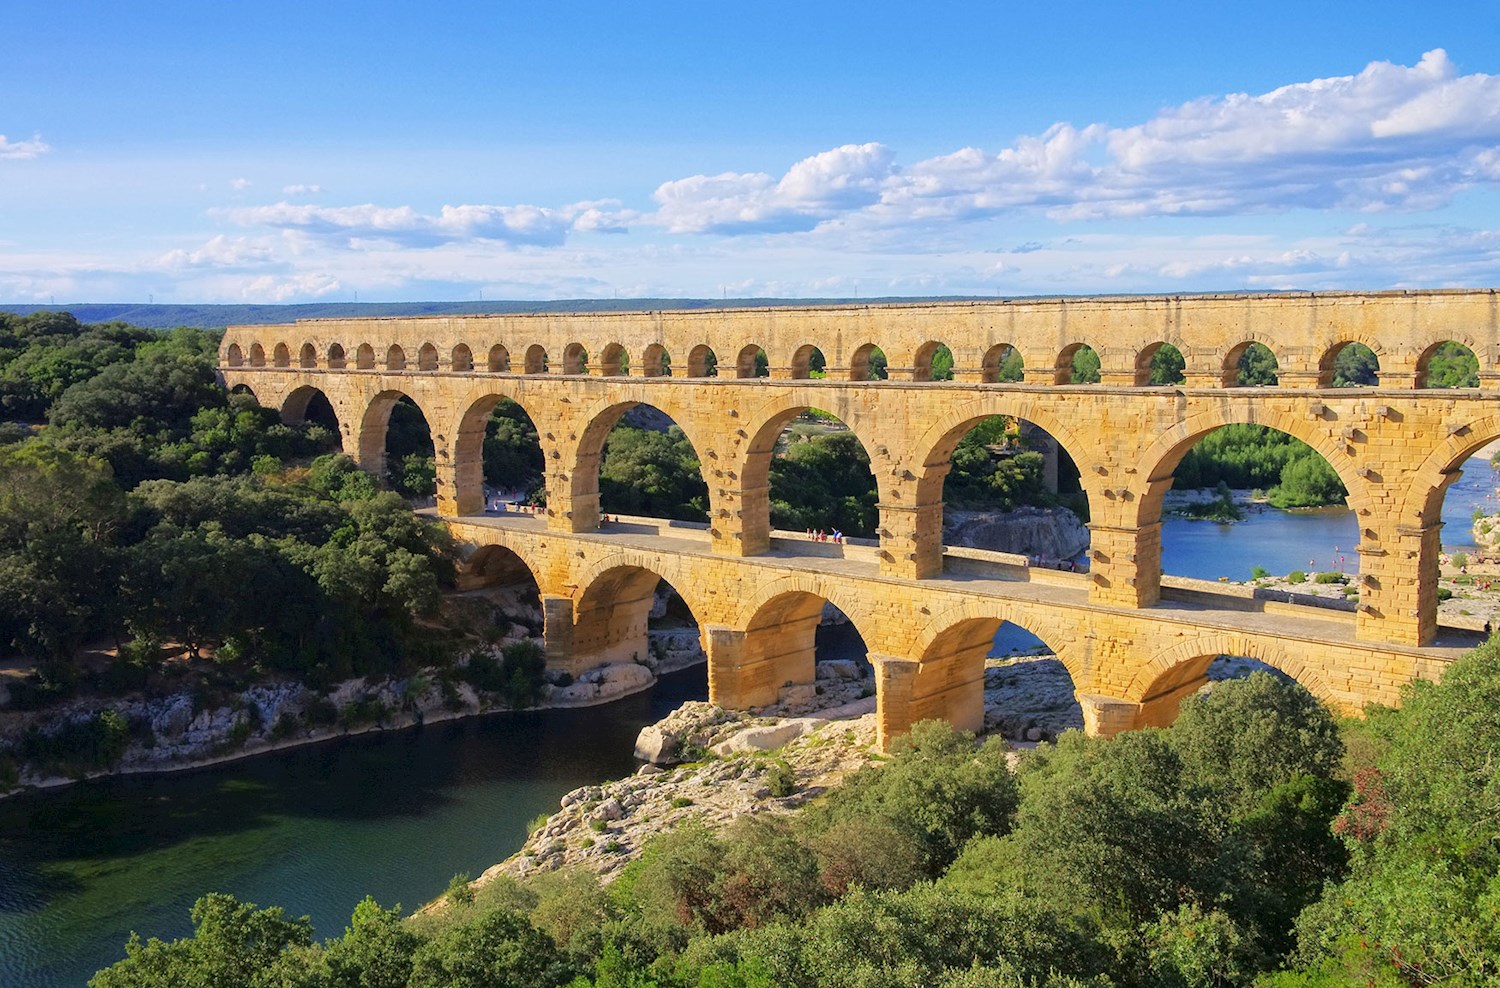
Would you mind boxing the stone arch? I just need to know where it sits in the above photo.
[910,397,1098,565]
[572,394,715,528]
[417,342,439,371]
[1416,339,1481,388]
[280,384,342,441]
[386,345,406,371]
[1135,341,1186,386]
[524,344,548,374]
[687,344,718,378]
[451,387,551,516]
[982,343,1022,383]
[790,344,826,379]
[908,604,1081,738]
[736,576,878,702]
[740,395,889,542]
[226,343,244,367]
[849,343,887,381]
[488,344,511,373]
[249,343,267,367]
[598,342,628,376]
[227,381,259,403]
[273,342,291,368]
[356,344,376,370]
[451,343,474,373]
[327,343,347,369]
[912,340,954,382]
[1126,633,1335,729]
[1317,339,1382,387]
[298,342,317,369]
[563,342,588,375]
[640,343,670,377]
[569,558,706,673]
[1054,341,1102,384]
[462,542,545,596]
[356,389,436,481]
[736,344,768,379]
[1222,340,1280,387]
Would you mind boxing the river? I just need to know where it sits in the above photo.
[0,667,708,988]
[3,453,1495,988]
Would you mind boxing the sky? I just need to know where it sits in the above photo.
[3,1,1500,304]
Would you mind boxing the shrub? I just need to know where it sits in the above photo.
[671,796,694,808]
[764,758,797,797]
[1451,551,1470,569]
[1436,587,1454,602]
[499,639,547,709]
[1250,565,1270,580]
[445,872,475,907]
[1314,572,1346,584]
[1287,570,1307,584]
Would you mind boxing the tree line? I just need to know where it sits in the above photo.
[88,646,1500,986]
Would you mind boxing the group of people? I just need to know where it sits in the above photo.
[806,528,846,544]
[489,499,543,515]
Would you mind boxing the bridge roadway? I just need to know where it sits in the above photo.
[436,508,1475,748]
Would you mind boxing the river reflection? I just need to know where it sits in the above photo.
[0,666,707,988]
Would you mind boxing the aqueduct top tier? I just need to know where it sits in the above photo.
[221,289,1500,665]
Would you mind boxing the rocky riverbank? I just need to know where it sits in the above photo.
[944,505,1088,562]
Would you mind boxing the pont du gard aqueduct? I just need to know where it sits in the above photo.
[219,289,1500,749]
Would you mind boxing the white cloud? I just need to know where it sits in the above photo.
[0,133,50,160]
[282,183,325,195]
[230,177,253,191]
[219,200,580,247]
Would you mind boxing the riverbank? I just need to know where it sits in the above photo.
[0,627,707,801]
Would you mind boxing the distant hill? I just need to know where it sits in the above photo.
[0,297,995,331]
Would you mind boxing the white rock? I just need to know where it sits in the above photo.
[816,660,861,681]
[711,718,820,756]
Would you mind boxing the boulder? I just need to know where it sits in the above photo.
[710,718,820,756]
[777,684,818,707]
[634,725,682,764]
[816,659,861,681]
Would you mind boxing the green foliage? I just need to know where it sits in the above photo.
[1313,572,1345,584]
[1148,344,1186,385]
[763,758,796,797]
[930,344,955,381]
[447,872,476,907]
[484,398,546,498]
[1268,454,1346,509]
[19,707,132,777]
[1236,342,1279,386]
[943,416,1053,512]
[1423,340,1479,388]
[88,893,314,988]
[769,430,879,537]
[1330,343,1379,387]
[600,426,709,522]
[1287,570,1307,584]
[996,346,1024,382]
[323,897,422,988]
[1069,346,1100,384]
[1250,566,1270,580]
[407,908,565,988]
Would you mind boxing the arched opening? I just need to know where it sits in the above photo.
[297,343,317,369]
[1136,342,1186,386]
[736,344,769,379]
[982,343,1023,383]
[1405,430,1500,646]
[452,393,548,516]
[759,409,880,539]
[249,343,267,367]
[1318,342,1379,387]
[914,617,1077,742]
[742,591,870,706]
[1156,424,1355,584]
[641,344,671,377]
[327,343,347,369]
[929,414,1088,568]
[913,341,954,382]
[1131,647,1326,730]
[849,343,888,381]
[228,382,257,400]
[359,392,435,500]
[687,344,718,378]
[226,343,244,367]
[280,385,343,448]
[582,403,710,525]
[1055,343,1100,384]
[356,344,375,370]
[460,544,544,643]
[570,568,707,697]
[1224,342,1278,386]
[273,342,291,368]
[1418,341,1479,388]
[488,344,511,373]
[451,343,474,373]
[790,344,827,379]
[598,342,628,376]
[524,345,548,374]
[563,343,588,375]
[417,343,439,371]
[386,345,406,372]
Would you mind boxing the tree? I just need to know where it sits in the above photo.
[406,908,564,988]
[322,897,421,988]
[1331,343,1379,387]
[1148,345,1186,385]
[1423,341,1480,388]
[1069,347,1100,384]
[1235,343,1278,386]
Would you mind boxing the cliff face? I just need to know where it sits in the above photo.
[943,506,1089,561]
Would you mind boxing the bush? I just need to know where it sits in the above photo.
[445,871,475,907]
[1250,565,1270,580]
[1287,570,1307,584]
[1437,587,1454,602]
[764,758,797,797]
[499,639,547,709]
[1314,572,1346,584]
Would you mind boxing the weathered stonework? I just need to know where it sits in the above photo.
[221,290,1500,747]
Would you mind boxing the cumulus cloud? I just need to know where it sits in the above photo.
[282,183,325,195]
[230,177,252,191]
[0,133,50,160]
[219,200,592,247]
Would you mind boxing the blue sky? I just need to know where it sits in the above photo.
[3,1,1499,303]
